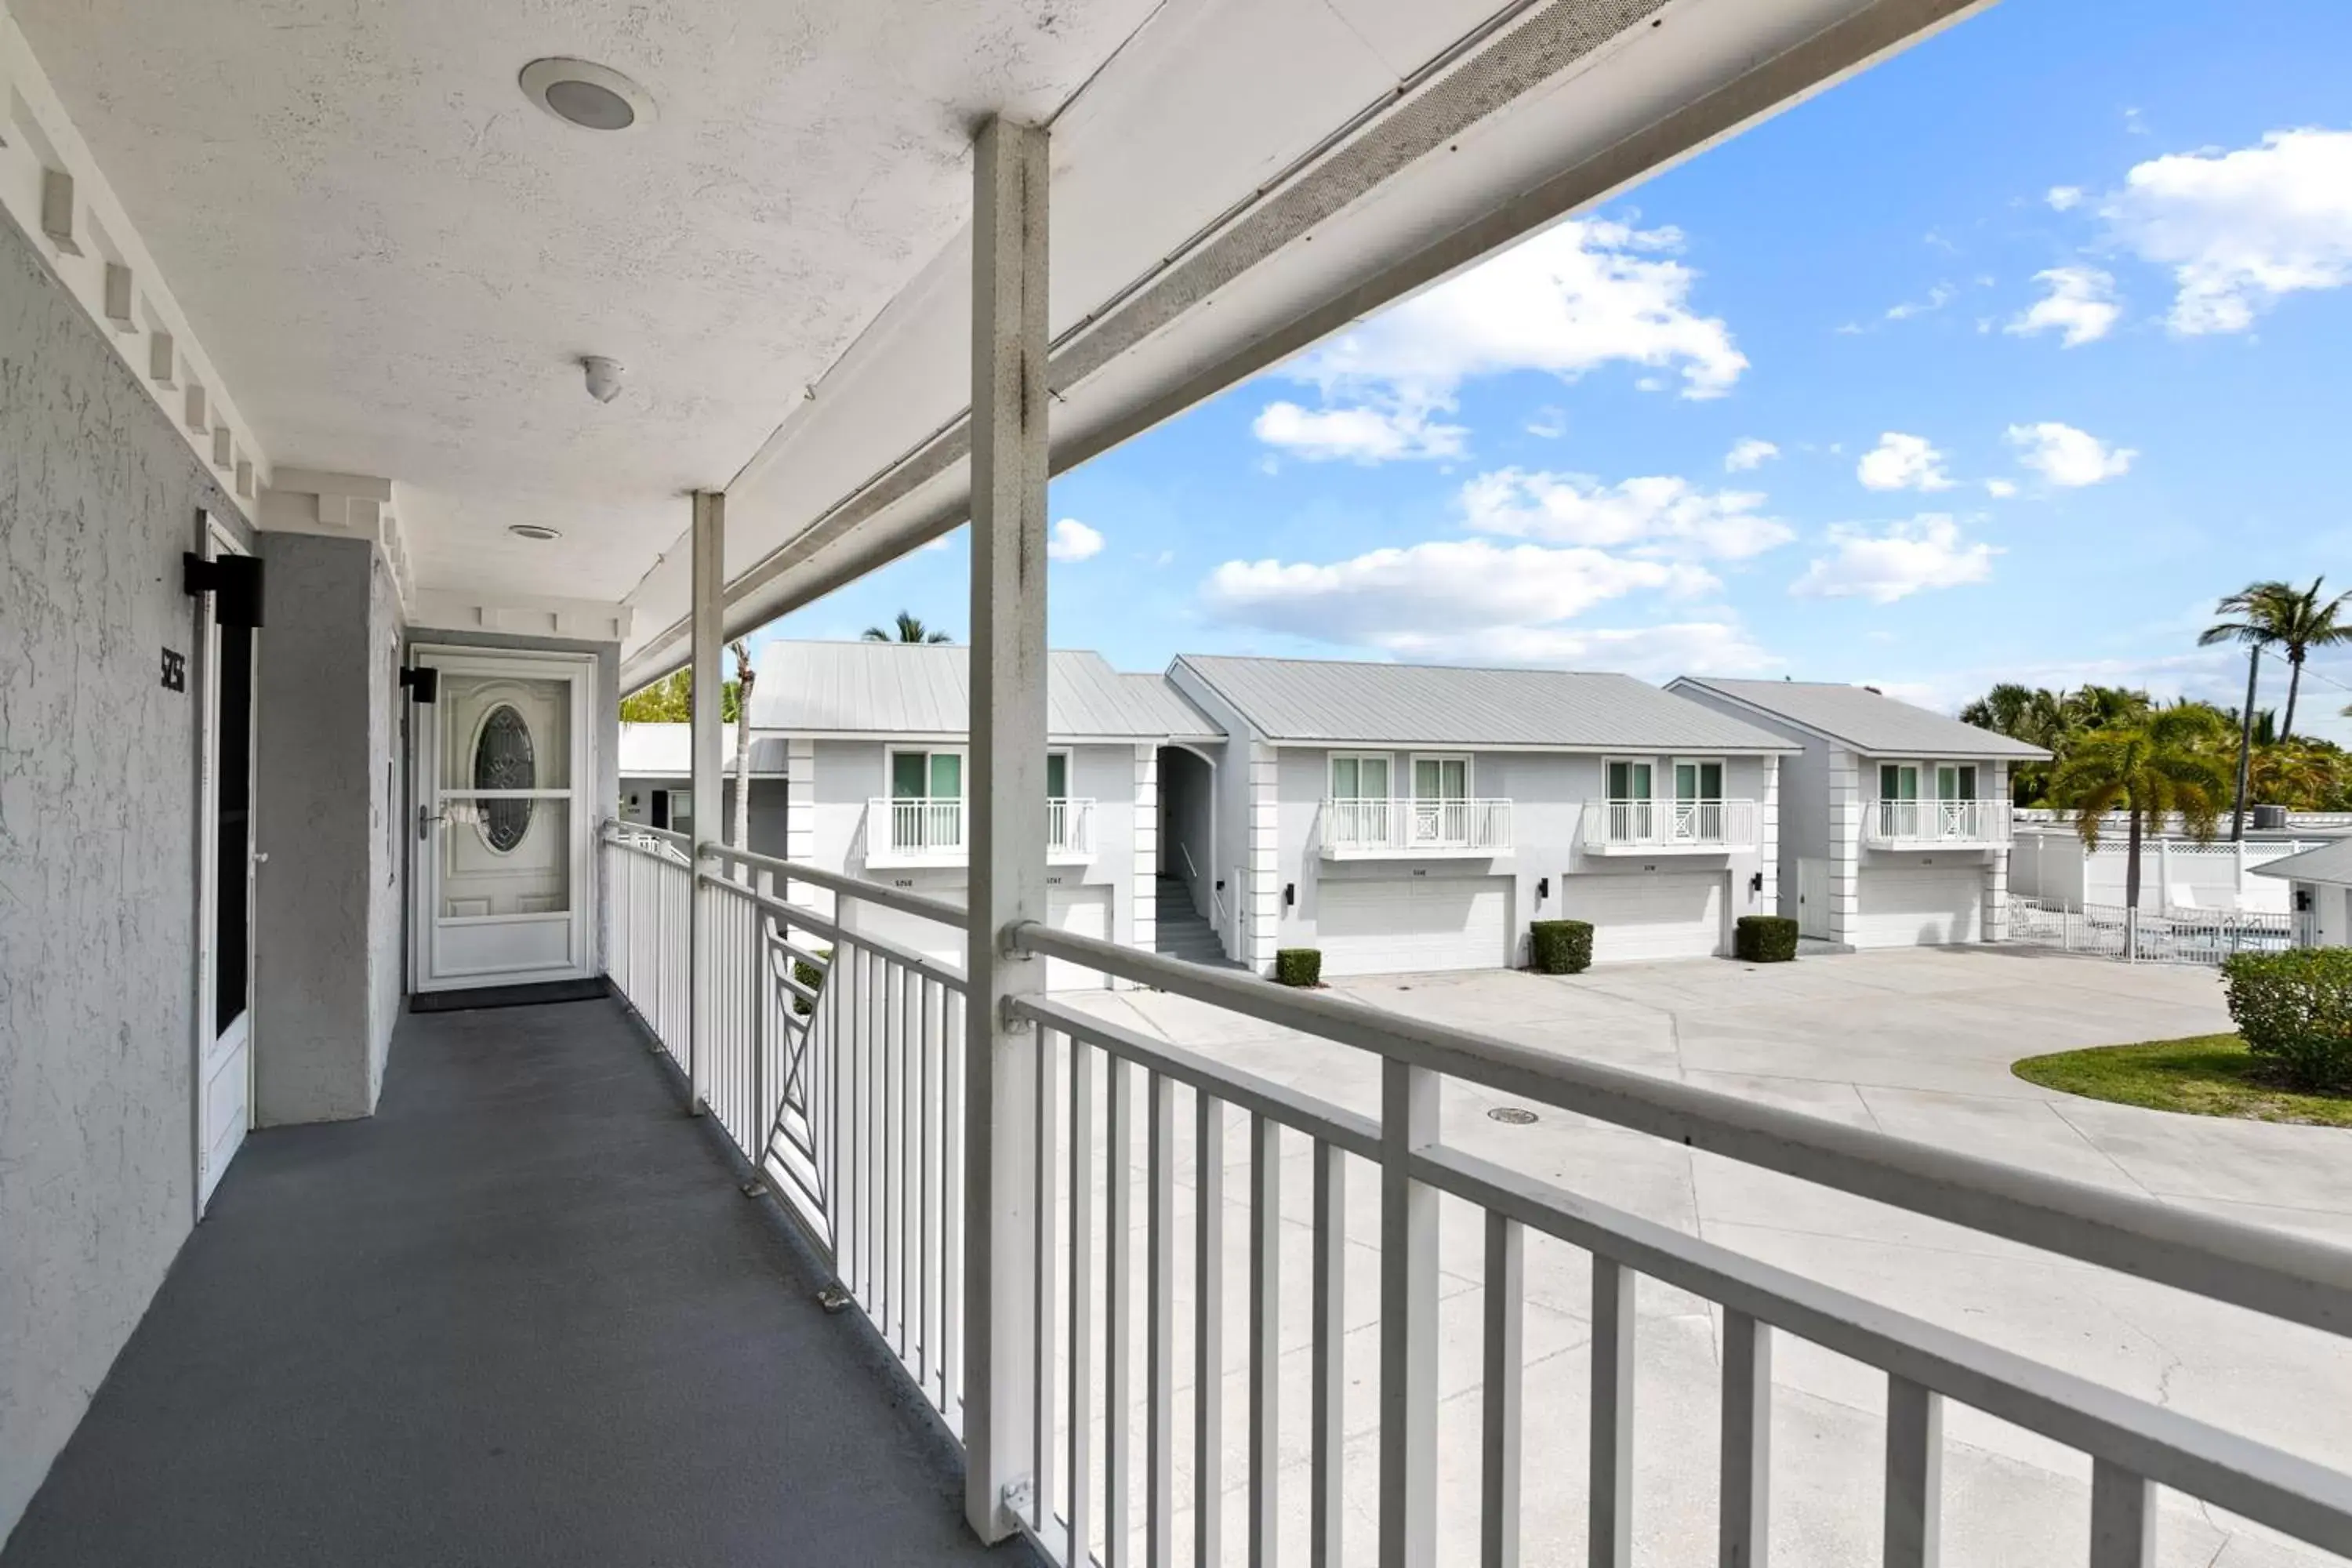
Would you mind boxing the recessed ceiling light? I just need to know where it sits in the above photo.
[519,58,653,132]
[508,524,561,542]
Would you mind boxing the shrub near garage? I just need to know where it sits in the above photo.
[1274,948,1323,987]
[1529,920,1592,975]
[1735,915,1798,963]
[2220,949,2352,1091]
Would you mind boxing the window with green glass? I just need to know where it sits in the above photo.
[1047,752,1069,798]
[890,750,963,800]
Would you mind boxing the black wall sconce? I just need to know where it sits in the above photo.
[1536,877,1549,900]
[1214,878,1225,893]
[1749,871,1764,894]
[1283,882,1296,909]
[400,666,440,703]
[2296,888,2314,912]
[182,550,266,628]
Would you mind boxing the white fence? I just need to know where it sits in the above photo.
[1319,796,1513,855]
[2005,894,2292,966]
[866,796,1095,863]
[2011,831,2320,916]
[1581,796,1759,851]
[600,823,2352,1566]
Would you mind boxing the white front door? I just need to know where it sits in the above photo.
[413,648,597,991]
[194,514,256,1212]
[1796,857,1831,939]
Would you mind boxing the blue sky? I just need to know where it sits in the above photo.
[753,0,2352,742]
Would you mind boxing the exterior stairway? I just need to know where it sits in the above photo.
[1154,875,1242,969]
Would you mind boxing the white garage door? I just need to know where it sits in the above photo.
[843,883,1112,991]
[1559,873,1724,964]
[1316,877,1508,976]
[1854,865,1982,948]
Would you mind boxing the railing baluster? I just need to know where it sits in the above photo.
[1109,1057,1134,1566]
[1070,1040,1096,1568]
[1036,1027,1061,1533]
[1148,1072,1175,1567]
[1312,1140,1345,1567]
[1380,1061,1439,1568]
[1250,1112,1279,1568]
[1719,1308,1771,1568]
[1197,1091,1225,1568]
[1590,1257,1635,1568]
[887,960,903,1348]
[1481,1210,1523,1568]
[923,976,941,1403]
[2089,1460,2153,1568]
[1883,1376,1942,1568]
[944,988,964,1434]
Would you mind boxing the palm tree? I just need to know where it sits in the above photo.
[728,638,756,853]
[862,610,953,644]
[2267,577,2352,739]
[2047,706,2232,958]
[2200,581,2297,840]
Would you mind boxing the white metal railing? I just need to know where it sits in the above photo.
[1867,797,2013,844]
[603,823,693,1064]
[1319,796,1512,854]
[2005,894,2292,966]
[866,797,1094,861]
[1581,796,1759,851]
[599,827,2352,1566]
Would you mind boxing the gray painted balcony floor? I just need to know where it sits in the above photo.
[2,999,1029,1568]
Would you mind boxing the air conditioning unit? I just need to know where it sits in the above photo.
[2251,803,2288,831]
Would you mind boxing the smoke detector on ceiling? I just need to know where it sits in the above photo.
[580,356,625,405]
[519,58,655,132]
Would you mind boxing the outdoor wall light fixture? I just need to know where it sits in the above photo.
[399,667,439,704]
[1283,883,1296,909]
[1750,871,1764,894]
[519,58,654,132]
[1536,877,1549,900]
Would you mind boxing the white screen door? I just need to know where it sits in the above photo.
[413,648,595,991]
[194,514,256,1213]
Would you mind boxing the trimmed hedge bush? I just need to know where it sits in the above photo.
[1275,948,1323,988]
[1529,920,1593,975]
[1735,915,1799,964]
[2221,949,2352,1091]
[792,949,831,1017]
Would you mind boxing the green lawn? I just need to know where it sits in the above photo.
[2013,1034,2352,1128]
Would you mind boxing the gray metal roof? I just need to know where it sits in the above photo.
[2250,838,2352,886]
[1173,656,1794,751]
[616,724,789,779]
[747,641,1222,742]
[1671,678,2050,760]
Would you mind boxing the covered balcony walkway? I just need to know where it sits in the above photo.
[0,998,1026,1568]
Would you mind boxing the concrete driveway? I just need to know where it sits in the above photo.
[1055,948,2352,1567]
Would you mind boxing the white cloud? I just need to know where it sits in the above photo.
[1884,283,1955,321]
[2047,185,2085,212]
[1791,515,1998,604]
[1250,401,1465,463]
[1724,437,1780,472]
[1203,539,1715,647]
[2005,267,2121,347]
[1377,620,1772,677]
[2005,422,2136,486]
[2105,128,2352,333]
[1458,469,1792,561]
[1524,406,1567,439]
[1984,477,2020,499]
[1856,432,1955,492]
[1047,517,1104,562]
[1256,217,1748,460]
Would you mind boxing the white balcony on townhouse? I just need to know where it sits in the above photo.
[1581,797,1760,855]
[1865,797,2013,849]
[1317,797,1512,858]
[863,797,1095,868]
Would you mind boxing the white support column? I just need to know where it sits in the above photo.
[688,490,724,1116]
[1828,750,1862,948]
[963,113,1049,1544]
[1249,743,1281,975]
[1131,743,1158,988]
[1380,1058,1440,1566]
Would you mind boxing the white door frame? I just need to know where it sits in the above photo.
[408,645,599,993]
[191,510,256,1218]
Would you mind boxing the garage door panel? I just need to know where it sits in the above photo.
[1318,877,1508,976]
[843,882,1112,989]
[1558,873,1724,964]
[1855,866,1981,948]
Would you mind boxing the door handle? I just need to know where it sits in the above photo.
[417,806,446,841]
[251,851,270,865]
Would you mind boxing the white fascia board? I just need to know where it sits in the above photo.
[0,9,267,502]
[408,587,633,643]
[619,0,1985,687]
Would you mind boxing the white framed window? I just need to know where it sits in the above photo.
[1047,749,1072,800]
[1878,761,1921,801]
[888,747,965,800]
[1672,757,1726,802]
[1604,757,1655,801]
[1934,762,1980,800]
[1410,753,1471,801]
[1329,753,1392,800]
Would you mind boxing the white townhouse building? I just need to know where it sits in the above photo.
[1165,658,1795,974]
[616,722,789,849]
[744,640,1224,991]
[1668,678,2051,949]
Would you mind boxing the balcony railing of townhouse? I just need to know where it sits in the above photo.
[1581,797,1760,853]
[1867,797,2013,847]
[864,796,1095,866]
[1319,796,1512,857]
[600,818,2352,1568]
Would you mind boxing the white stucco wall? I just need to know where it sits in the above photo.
[0,204,254,1543]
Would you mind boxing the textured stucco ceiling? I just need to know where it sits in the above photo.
[6,0,1167,599]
